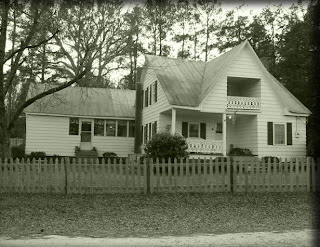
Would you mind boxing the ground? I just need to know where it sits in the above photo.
[0,193,317,239]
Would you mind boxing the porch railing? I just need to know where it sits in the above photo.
[187,140,223,154]
[227,96,260,110]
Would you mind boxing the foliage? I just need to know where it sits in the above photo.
[11,145,25,159]
[144,132,188,161]
[29,151,46,160]
[103,152,118,158]
[228,147,253,156]
[261,156,280,163]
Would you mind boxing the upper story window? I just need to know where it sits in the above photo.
[69,118,79,135]
[144,81,158,108]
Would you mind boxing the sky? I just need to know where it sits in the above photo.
[110,0,306,84]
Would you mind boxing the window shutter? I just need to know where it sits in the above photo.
[267,122,273,145]
[287,122,292,145]
[149,85,152,105]
[155,81,158,103]
[182,122,188,138]
[154,121,157,135]
[149,123,152,140]
[200,123,206,139]
[141,90,144,109]
[145,88,149,107]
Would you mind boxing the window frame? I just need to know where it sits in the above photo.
[94,119,105,136]
[69,117,79,135]
[273,122,286,145]
[117,120,128,138]
[216,123,222,133]
[188,123,200,138]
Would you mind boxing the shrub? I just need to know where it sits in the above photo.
[229,147,253,156]
[29,151,46,160]
[144,132,188,162]
[261,156,280,163]
[103,152,118,158]
[11,145,25,159]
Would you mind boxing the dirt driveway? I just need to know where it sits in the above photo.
[0,229,318,247]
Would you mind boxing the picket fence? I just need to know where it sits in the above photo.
[0,157,319,194]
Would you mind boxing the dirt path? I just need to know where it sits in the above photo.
[0,229,318,247]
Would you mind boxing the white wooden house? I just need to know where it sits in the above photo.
[24,86,136,157]
[140,40,311,158]
[24,41,311,158]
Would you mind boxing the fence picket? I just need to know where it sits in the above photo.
[168,159,172,192]
[296,158,300,191]
[209,158,213,192]
[180,159,184,192]
[150,159,155,194]
[1,156,318,195]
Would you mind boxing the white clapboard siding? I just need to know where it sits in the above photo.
[199,45,307,158]
[141,68,171,129]
[26,114,80,156]
[92,137,134,157]
[228,46,307,158]
[26,114,135,157]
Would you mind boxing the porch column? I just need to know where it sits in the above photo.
[222,113,227,156]
[171,108,176,134]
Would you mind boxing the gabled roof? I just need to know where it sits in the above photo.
[143,41,311,115]
[24,85,136,118]
[144,55,205,106]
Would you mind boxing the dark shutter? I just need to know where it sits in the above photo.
[287,122,292,145]
[149,85,152,105]
[154,81,158,103]
[200,123,206,139]
[141,90,144,109]
[182,122,188,138]
[153,121,157,135]
[149,123,152,140]
[267,122,273,145]
[145,88,149,107]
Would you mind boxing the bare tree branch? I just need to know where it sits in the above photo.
[4,29,59,63]
[8,68,89,130]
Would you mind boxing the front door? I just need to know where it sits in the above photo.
[80,120,92,150]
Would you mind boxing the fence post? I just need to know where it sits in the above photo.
[229,157,234,193]
[64,157,68,195]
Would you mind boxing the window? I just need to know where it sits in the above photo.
[216,123,222,133]
[94,119,104,136]
[274,123,285,145]
[106,120,116,136]
[268,122,292,145]
[189,123,200,138]
[129,121,135,137]
[69,118,79,135]
[117,120,128,137]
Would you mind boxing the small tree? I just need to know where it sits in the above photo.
[144,132,189,161]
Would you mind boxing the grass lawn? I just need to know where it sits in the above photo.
[0,193,318,238]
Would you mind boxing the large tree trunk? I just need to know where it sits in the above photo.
[0,0,10,157]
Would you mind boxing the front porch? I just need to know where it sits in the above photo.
[159,108,258,156]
